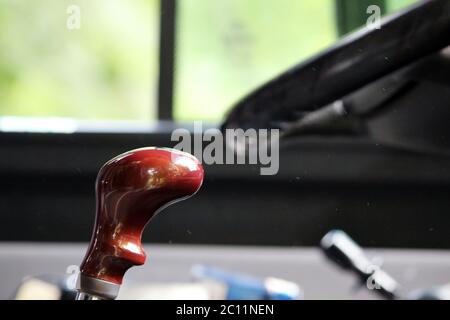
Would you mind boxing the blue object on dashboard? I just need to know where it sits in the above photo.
[191,265,302,300]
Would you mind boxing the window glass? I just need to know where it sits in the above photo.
[0,0,158,121]
[174,0,337,122]
[386,0,417,13]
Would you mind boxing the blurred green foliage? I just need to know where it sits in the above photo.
[0,0,418,123]
[386,0,417,12]
[0,0,158,121]
[174,0,337,121]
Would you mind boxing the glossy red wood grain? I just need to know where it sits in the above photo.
[80,147,204,284]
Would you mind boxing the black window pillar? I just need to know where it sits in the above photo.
[157,0,176,120]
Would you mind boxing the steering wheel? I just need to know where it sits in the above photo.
[222,0,450,154]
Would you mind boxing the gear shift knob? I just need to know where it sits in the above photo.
[76,147,204,300]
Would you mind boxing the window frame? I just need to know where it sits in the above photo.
[157,0,176,120]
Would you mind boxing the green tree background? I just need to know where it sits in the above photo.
[0,0,158,121]
[0,0,416,123]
